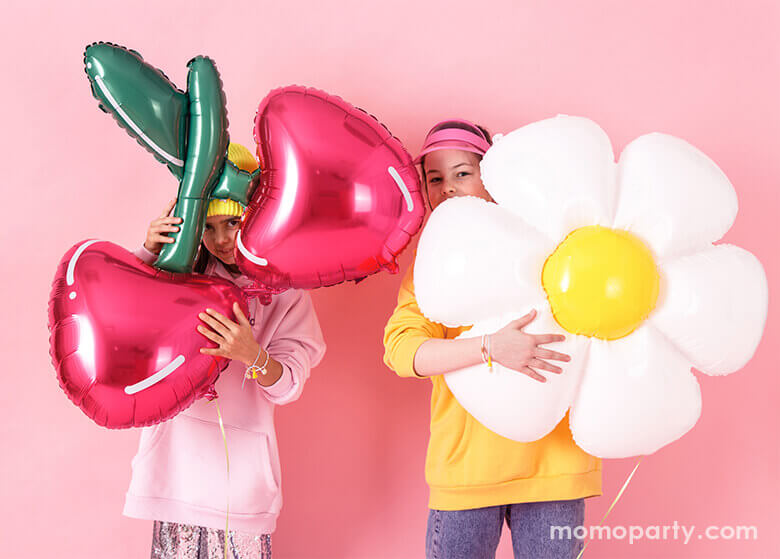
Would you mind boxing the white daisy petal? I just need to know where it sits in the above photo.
[651,244,768,375]
[480,115,617,242]
[415,196,552,328]
[613,133,737,260]
[570,325,702,458]
[444,309,590,442]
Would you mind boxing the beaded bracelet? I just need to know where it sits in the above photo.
[481,334,494,372]
[245,346,270,380]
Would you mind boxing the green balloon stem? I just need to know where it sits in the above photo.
[155,56,229,273]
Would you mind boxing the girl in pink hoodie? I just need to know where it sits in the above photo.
[124,148,326,559]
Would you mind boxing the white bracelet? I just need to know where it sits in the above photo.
[245,347,270,380]
[480,334,493,372]
[487,334,493,372]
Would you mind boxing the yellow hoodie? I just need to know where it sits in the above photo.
[383,264,602,510]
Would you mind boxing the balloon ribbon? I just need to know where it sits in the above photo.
[576,457,643,559]
[214,399,230,559]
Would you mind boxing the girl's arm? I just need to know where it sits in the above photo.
[134,198,181,264]
[413,310,570,382]
[133,245,158,265]
[143,198,181,254]
[261,290,326,405]
[383,268,446,378]
[412,337,483,378]
[384,267,569,383]
[196,309,285,387]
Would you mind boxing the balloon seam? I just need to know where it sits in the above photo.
[93,75,185,167]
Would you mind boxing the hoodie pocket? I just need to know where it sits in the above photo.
[130,414,280,515]
[131,424,166,466]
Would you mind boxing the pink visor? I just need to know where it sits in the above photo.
[414,119,492,164]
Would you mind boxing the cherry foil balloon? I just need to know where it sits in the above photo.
[48,240,249,429]
[236,86,424,290]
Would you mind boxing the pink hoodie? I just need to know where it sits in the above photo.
[123,246,326,535]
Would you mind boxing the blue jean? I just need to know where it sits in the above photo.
[425,499,585,559]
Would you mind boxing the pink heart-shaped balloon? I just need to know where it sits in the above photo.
[48,240,248,428]
[236,86,425,290]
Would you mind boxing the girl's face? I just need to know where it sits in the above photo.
[423,149,493,210]
[202,215,241,265]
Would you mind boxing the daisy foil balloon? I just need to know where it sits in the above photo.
[414,115,768,459]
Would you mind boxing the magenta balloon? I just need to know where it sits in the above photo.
[48,240,248,429]
[236,86,425,290]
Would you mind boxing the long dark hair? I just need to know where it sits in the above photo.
[192,240,241,275]
[192,242,211,274]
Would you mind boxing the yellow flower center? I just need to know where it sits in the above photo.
[541,226,659,340]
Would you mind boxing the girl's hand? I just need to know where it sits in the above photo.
[491,310,571,383]
[197,302,261,366]
[143,198,182,255]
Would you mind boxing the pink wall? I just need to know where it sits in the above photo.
[1,1,778,557]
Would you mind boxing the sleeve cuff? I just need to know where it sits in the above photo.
[134,245,158,265]
[260,363,295,398]
[393,335,430,379]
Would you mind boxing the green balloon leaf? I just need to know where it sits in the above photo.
[84,42,188,179]
[84,43,255,274]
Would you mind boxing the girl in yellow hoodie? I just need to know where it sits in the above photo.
[383,120,601,559]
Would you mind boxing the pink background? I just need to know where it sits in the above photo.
[1,1,778,557]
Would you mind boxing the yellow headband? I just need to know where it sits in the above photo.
[206,199,245,217]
